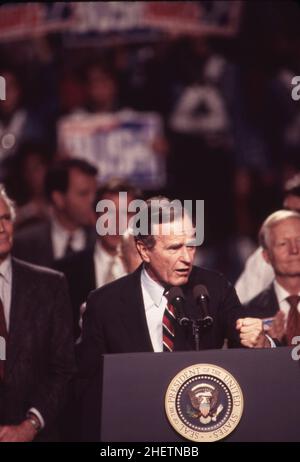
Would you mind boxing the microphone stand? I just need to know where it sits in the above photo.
[191,319,201,351]
[189,316,214,351]
[177,316,207,351]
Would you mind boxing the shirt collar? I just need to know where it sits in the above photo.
[141,265,166,308]
[0,255,12,283]
[51,216,82,238]
[95,240,117,263]
[273,279,300,303]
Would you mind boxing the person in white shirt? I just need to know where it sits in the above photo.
[243,209,300,345]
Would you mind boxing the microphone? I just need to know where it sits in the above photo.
[193,284,214,328]
[165,287,190,327]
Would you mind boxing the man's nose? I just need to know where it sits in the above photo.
[289,240,300,255]
[0,219,5,232]
[181,246,193,263]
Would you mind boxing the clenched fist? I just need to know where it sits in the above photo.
[236,317,271,348]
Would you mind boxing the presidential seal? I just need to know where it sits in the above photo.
[165,364,244,442]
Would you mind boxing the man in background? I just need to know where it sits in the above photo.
[56,178,141,338]
[244,210,300,345]
[235,173,300,303]
[0,184,75,442]
[12,158,98,268]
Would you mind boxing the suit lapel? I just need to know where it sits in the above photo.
[5,259,36,378]
[82,248,96,292]
[84,227,96,250]
[88,251,96,291]
[119,266,154,352]
[261,283,280,317]
[269,283,280,314]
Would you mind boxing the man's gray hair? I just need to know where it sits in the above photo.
[133,196,188,250]
[259,209,300,249]
[0,184,16,221]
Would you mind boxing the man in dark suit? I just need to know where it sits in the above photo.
[244,209,300,345]
[0,185,75,442]
[78,197,272,377]
[12,158,97,268]
[77,196,274,441]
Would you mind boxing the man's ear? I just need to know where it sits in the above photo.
[136,240,151,263]
[51,191,65,210]
[262,248,271,265]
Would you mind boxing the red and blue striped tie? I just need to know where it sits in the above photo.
[162,296,176,352]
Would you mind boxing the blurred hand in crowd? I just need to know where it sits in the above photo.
[268,310,285,342]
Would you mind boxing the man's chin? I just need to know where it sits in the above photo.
[276,270,300,278]
[171,274,190,285]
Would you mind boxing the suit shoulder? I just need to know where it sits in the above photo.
[87,271,132,303]
[12,257,65,282]
[191,265,232,286]
[244,284,274,309]
[14,221,50,242]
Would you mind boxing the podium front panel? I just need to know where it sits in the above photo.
[100,347,300,442]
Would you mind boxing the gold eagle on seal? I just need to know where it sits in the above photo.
[187,383,224,424]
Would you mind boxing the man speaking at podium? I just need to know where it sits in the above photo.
[77,196,274,441]
[78,197,272,378]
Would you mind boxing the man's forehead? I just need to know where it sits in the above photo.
[152,217,195,236]
[0,198,10,212]
[270,218,300,237]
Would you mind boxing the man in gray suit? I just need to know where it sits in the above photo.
[0,185,75,442]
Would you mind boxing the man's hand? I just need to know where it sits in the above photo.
[236,317,271,348]
[0,420,37,442]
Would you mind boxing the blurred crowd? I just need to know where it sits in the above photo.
[1,1,300,284]
[1,1,300,442]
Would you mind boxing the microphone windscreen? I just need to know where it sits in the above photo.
[193,284,209,300]
[165,286,185,303]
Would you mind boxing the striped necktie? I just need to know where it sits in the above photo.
[285,295,300,345]
[162,291,176,352]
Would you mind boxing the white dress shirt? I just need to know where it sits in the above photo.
[140,267,168,352]
[0,256,45,429]
[0,256,12,331]
[93,241,126,288]
[139,266,276,350]
[51,217,86,260]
